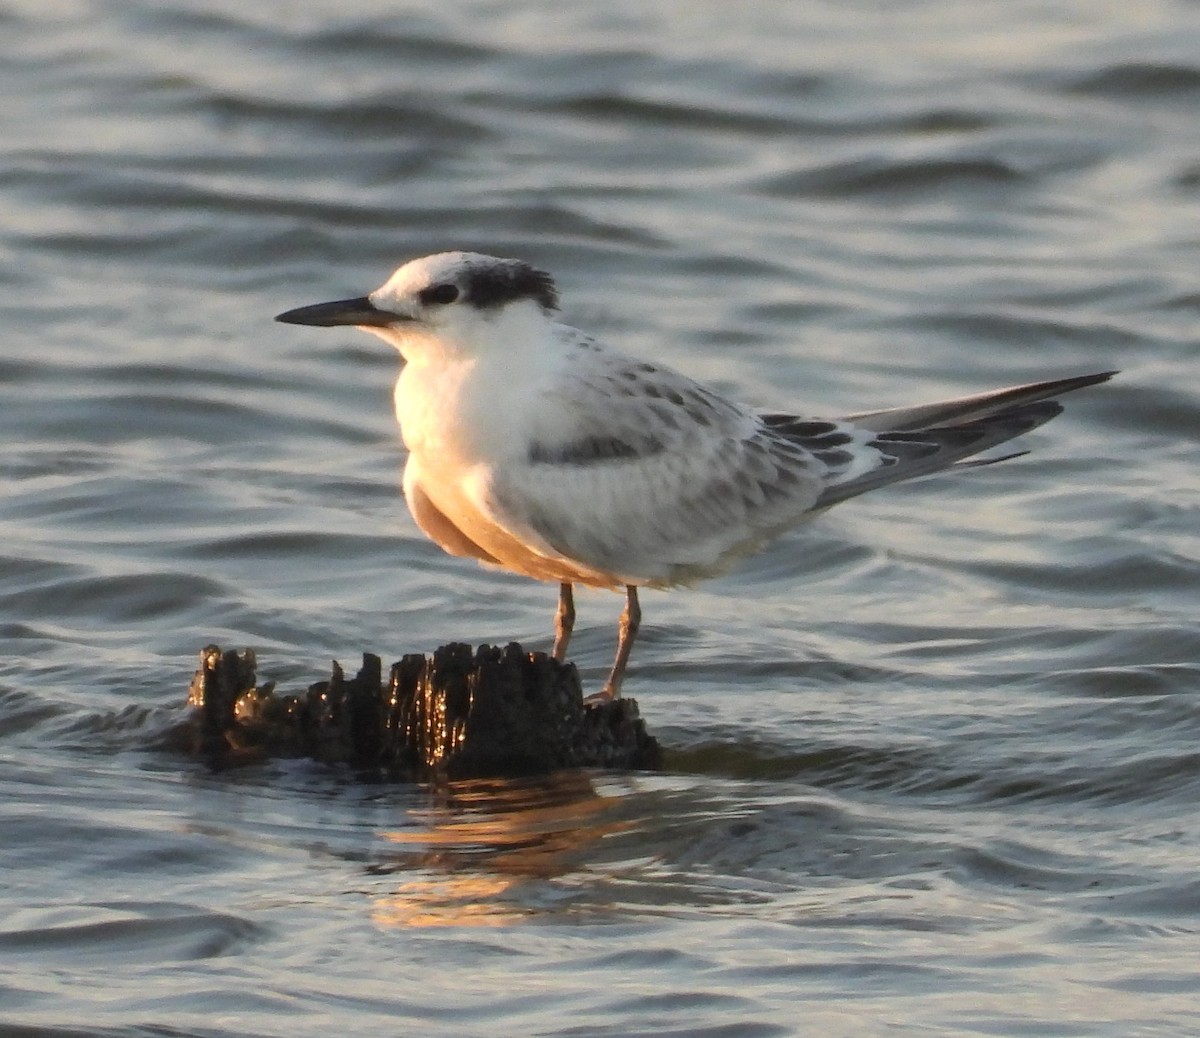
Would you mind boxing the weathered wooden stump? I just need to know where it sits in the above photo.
[186,642,661,779]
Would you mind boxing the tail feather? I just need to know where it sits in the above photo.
[814,401,1065,508]
[806,371,1115,510]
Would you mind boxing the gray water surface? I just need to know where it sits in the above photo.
[2,1,1198,1036]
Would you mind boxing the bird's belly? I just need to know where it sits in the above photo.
[403,458,621,589]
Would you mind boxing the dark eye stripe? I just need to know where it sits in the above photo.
[419,283,460,306]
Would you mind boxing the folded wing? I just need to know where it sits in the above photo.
[469,356,1115,586]
[479,349,827,586]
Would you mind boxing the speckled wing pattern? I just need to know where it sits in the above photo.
[483,335,829,587]
[483,337,1111,588]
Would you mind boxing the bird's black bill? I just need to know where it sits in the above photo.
[274,296,400,327]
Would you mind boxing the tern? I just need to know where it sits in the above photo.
[277,251,1114,700]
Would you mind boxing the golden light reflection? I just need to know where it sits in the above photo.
[370,772,637,928]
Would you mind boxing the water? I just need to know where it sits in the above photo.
[2,0,1199,1034]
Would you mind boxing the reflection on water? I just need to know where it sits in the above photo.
[370,773,637,927]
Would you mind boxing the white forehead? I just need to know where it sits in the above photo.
[367,251,559,315]
[372,251,482,298]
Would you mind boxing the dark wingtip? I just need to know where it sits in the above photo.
[1037,370,1119,397]
[954,449,1030,469]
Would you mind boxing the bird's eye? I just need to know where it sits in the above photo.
[420,283,460,306]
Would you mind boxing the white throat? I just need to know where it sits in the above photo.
[390,302,567,464]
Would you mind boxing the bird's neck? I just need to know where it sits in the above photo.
[392,316,565,466]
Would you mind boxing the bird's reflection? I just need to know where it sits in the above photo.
[369,771,638,927]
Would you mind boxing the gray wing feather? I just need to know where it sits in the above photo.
[812,401,1062,509]
[765,372,1115,509]
[482,349,1114,583]
[839,371,1116,431]
[487,348,824,586]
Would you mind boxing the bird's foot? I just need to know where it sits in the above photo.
[583,687,619,707]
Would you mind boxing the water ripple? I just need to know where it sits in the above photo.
[1,1,1198,1035]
